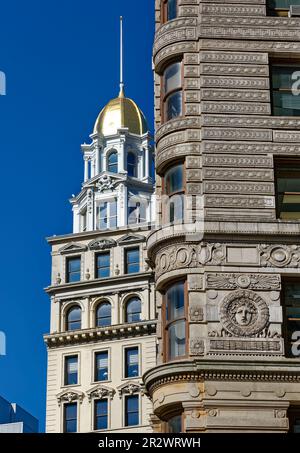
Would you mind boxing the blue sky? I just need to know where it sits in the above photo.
[0,0,154,431]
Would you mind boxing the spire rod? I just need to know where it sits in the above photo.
[119,16,124,97]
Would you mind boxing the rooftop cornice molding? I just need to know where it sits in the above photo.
[44,320,157,348]
[45,271,154,294]
[46,223,154,244]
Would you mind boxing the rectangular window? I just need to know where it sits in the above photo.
[271,63,300,116]
[163,163,185,224]
[125,395,139,427]
[96,252,110,279]
[163,0,177,22]
[165,281,187,361]
[288,408,300,433]
[97,199,117,230]
[64,403,77,433]
[125,248,140,274]
[94,399,108,431]
[268,0,300,16]
[162,62,182,123]
[95,351,109,382]
[66,257,81,283]
[275,158,300,219]
[64,355,78,386]
[283,282,300,358]
[125,347,139,378]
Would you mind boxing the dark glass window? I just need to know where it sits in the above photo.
[125,395,139,427]
[98,199,117,230]
[126,298,141,323]
[108,151,118,173]
[66,306,82,331]
[165,281,186,360]
[125,248,140,274]
[271,64,300,116]
[96,302,112,327]
[163,62,182,122]
[95,351,109,381]
[125,347,139,378]
[66,257,81,283]
[275,159,300,219]
[64,403,77,433]
[96,253,110,279]
[167,0,177,21]
[64,355,78,386]
[288,408,300,433]
[94,399,108,431]
[127,152,137,177]
[163,164,184,224]
[283,282,300,358]
[268,0,300,15]
[168,415,182,433]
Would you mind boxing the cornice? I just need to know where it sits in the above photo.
[45,272,154,295]
[143,360,300,395]
[44,320,157,348]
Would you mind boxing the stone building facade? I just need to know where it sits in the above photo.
[143,0,300,433]
[44,88,157,433]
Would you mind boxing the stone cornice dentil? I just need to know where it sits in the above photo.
[143,360,300,396]
[44,320,157,348]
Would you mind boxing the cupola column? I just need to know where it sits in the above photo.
[84,156,89,182]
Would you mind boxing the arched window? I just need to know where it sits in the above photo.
[66,306,82,331]
[107,151,118,173]
[96,302,112,327]
[127,152,137,177]
[126,297,141,323]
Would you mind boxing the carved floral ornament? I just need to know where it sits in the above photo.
[156,243,225,278]
[117,382,144,399]
[56,390,84,406]
[87,385,115,402]
[219,290,269,338]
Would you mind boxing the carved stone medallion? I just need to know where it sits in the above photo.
[219,290,269,337]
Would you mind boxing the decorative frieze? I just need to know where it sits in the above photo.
[201,88,270,103]
[201,76,269,89]
[200,63,269,77]
[209,339,282,354]
[202,128,272,142]
[199,51,268,65]
[200,38,300,54]
[202,101,271,115]
[202,141,300,155]
[199,26,300,43]
[273,130,300,143]
[204,195,275,208]
[259,245,300,269]
[190,338,205,356]
[202,115,300,130]
[203,155,273,168]
[203,168,274,181]
[154,41,198,70]
[206,274,281,291]
[203,181,274,195]
[200,15,300,29]
[156,117,201,142]
[200,4,266,17]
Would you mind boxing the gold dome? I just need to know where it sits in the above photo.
[94,89,148,136]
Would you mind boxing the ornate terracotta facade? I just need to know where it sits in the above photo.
[143,0,300,433]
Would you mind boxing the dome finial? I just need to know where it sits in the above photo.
[119,16,125,98]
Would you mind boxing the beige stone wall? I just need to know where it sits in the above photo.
[145,0,300,433]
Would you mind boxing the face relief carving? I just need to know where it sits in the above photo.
[220,290,269,337]
[233,300,257,327]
